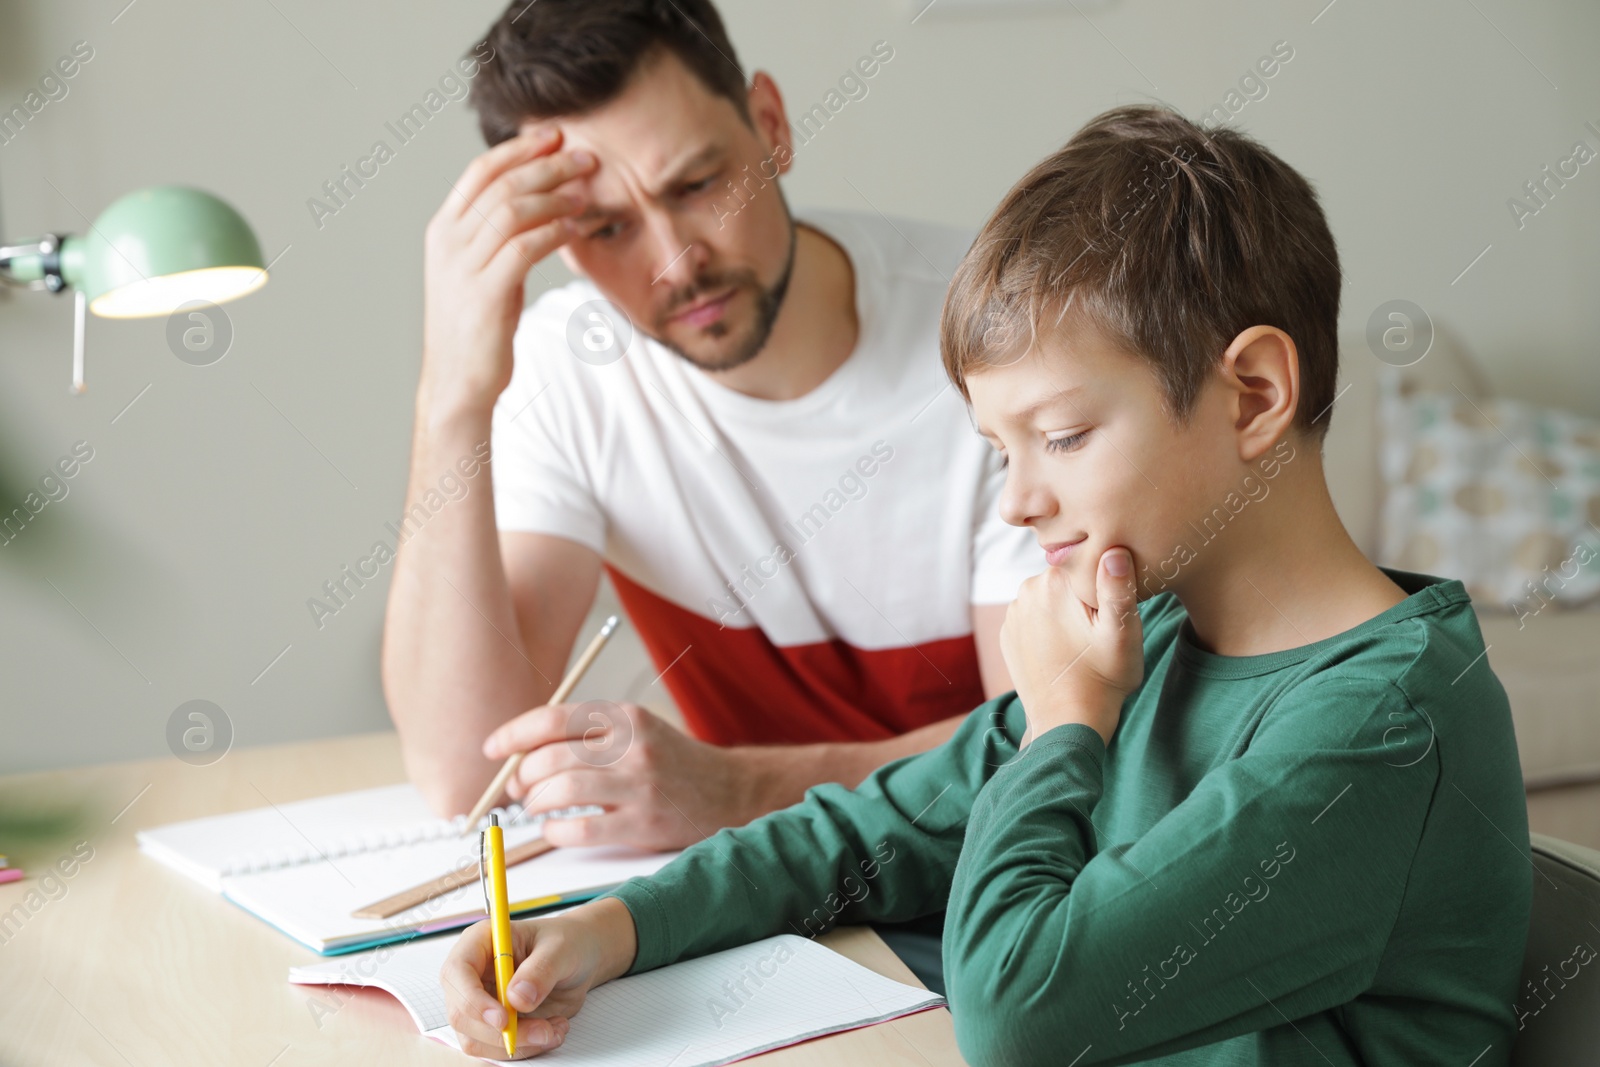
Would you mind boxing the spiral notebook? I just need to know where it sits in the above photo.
[289,931,946,1066]
[137,783,677,954]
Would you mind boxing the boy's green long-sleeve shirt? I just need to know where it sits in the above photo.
[602,568,1531,1066]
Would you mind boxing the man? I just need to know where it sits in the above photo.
[381,0,1043,852]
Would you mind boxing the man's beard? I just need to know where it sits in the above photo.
[650,211,798,374]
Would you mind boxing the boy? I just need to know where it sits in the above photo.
[440,106,1531,1064]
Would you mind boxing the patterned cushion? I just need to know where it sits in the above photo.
[1377,378,1600,613]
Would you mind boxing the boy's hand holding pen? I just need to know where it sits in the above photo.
[441,896,639,1060]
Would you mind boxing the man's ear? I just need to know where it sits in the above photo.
[1220,325,1299,462]
[746,72,796,178]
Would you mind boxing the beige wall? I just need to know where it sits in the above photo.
[2,0,1596,772]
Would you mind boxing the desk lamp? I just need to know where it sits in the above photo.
[0,185,267,392]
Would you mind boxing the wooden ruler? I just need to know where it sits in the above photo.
[350,837,557,920]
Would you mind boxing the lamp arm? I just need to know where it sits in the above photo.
[2,234,91,392]
[0,234,71,292]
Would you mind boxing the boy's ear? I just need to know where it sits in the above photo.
[1220,325,1299,462]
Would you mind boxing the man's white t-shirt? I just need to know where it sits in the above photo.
[491,207,1045,746]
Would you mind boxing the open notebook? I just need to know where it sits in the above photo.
[290,931,945,1066]
[137,783,677,954]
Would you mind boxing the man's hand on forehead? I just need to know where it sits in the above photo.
[516,121,599,207]
[419,114,597,417]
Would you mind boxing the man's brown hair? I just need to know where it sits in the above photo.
[941,105,1342,440]
[468,0,750,147]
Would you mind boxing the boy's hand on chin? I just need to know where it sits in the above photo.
[1001,546,1145,748]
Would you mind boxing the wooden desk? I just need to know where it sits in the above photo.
[0,732,965,1066]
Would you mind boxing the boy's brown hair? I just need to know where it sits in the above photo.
[468,0,749,148]
[941,105,1342,440]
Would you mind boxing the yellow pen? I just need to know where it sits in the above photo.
[480,813,517,1057]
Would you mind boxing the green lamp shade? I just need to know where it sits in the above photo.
[59,185,267,318]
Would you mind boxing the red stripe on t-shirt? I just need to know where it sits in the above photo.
[606,565,988,746]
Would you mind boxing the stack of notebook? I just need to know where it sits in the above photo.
[0,854,20,885]
[137,783,677,954]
